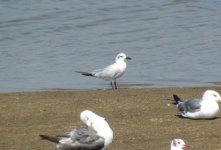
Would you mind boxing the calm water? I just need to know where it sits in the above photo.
[1,0,221,92]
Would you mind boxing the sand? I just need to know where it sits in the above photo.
[1,87,221,150]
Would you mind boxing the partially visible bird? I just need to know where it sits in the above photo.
[173,90,221,119]
[76,53,131,89]
[40,110,113,150]
[170,139,191,150]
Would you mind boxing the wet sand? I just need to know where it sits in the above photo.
[1,87,221,150]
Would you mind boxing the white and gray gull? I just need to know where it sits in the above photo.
[173,90,221,119]
[76,53,131,89]
[170,139,190,150]
[40,110,113,150]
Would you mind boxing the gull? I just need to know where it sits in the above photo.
[76,53,131,89]
[170,139,191,150]
[173,90,221,119]
[40,110,113,150]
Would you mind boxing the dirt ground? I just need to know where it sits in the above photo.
[1,87,221,150]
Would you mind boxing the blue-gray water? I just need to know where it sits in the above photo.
[1,0,221,92]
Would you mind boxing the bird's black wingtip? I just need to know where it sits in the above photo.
[39,135,59,143]
[173,94,183,105]
[39,135,48,140]
[76,71,93,76]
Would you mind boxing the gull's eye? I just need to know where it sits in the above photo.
[213,94,217,97]
[177,142,181,144]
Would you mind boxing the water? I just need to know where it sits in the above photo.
[1,0,221,92]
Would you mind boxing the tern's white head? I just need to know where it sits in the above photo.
[202,90,221,102]
[80,110,113,148]
[115,53,131,63]
[170,139,190,150]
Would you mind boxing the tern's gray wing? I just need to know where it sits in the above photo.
[93,64,121,80]
[178,99,202,113]
[57,128,105,150]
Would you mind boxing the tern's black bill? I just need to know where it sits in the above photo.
[126,57,132,60]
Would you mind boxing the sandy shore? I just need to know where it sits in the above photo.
[1,87,221,150]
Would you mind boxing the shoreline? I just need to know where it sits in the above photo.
[1,84,221,94]
[1,86,221,150]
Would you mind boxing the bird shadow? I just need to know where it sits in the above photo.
[175,115,219,120]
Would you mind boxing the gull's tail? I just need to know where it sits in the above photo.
[40,135,59,143]
[173,94,183,105]
[76,71,94,77]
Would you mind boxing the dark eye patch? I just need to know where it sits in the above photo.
[213,94,217,97]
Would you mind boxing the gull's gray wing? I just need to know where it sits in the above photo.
[57,128,105,150]
[178,99,202,113]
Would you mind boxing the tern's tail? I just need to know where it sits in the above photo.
[173,94,183,105]
[76,71,94,77]
[40,135,59,143]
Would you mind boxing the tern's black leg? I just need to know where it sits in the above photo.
[110,81,114,89]
[114,80,117,89]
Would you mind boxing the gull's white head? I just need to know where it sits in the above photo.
[80,110,93,127]
[80,110,113,148]
[80,110,103,127]
[115,53,131,63]
[202,90,221,102]
[170,139,190,150]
